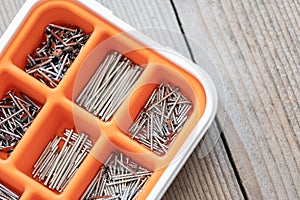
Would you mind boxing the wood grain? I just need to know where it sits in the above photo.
[164,121,244,200]
[172,0,300,199]
[99,0,192,59]
[0,0,25,35]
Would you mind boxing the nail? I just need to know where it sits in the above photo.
[77,51,143,122]
[33,129,92,192]
[81,151,151,200]
[26,24,91,88]
[0,89,40,155]
[128,83,192,155]
[0,183,19,200]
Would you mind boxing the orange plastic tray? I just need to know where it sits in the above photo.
[0,0,213,199]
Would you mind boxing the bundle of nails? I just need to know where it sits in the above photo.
[0,183,19,200]
[26,24,91,88]
[82,151,152,200]
[32,129,93,192]
[76,51,143,122]
[128,83,192,155]
[0,89,40,155]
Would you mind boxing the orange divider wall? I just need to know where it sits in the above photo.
[0,0,207,199]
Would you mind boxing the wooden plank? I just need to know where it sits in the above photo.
[0,0,244,199]
[172,0,300,199]
[0,0,25,35]
[96,0,244,199]
[98,0,191,58]
[164,122,244,200]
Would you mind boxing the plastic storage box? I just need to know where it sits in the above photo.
[0,0,218,199]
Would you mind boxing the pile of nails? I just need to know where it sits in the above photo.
[82,151,152,200]
[128,83,192,155]
[76,51,143,122]
[26,24,91,88]
[0,89,40,155]
[0,183,19,200]
[32,129,93,192]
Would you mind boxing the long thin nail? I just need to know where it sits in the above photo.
[77,51,143,122]
[128,83,192,155]
[81,151,152,200]
[33,129,93,192]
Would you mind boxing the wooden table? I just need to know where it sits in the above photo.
[0,0,299,199]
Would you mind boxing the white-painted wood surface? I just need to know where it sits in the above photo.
[1,0,299,199]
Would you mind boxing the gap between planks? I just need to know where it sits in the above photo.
[172,0,300,199]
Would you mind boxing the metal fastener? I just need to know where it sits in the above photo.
[0,89,40,155]
[128,83,192,155]
[76,51,143,122]
[0,183,19,200]
[26,24,91,88]
[81,151,152,200]
[32,129,93,192]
